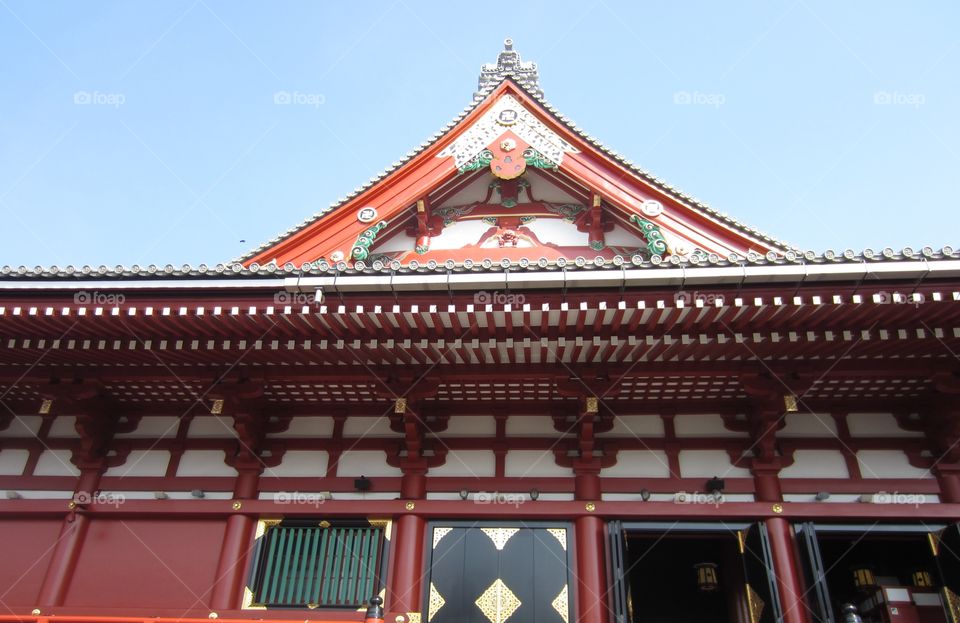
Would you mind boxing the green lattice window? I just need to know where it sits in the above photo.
[248,519,387,608]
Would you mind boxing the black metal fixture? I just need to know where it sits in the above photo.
[354,476,372,492]
[705,477,725,494]
[694,562,719,592]
[459,489,469,500]
[529,488,540,501]
[640,489,651,501]
[815,491,831,502]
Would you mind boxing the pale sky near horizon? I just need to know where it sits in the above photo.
[0,1,957,267]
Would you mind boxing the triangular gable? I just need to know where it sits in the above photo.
[242,79,793,269]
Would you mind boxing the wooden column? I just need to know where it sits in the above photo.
[387,397,437,618]
[574,514,607,623]
[38,392,131,607]
[209,391,287,611]
[765,517,811,623]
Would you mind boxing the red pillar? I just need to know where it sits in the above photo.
[765,517,810,623]
[389,512,426,616]
[210,467,261,610]
[37,467,102,607]
[574,515,607,623]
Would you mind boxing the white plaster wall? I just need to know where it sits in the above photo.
[270,417,334,438]
[430,450,496,477]
[600,450,671,478]
[0,449,29,475]
[439,416,496,437]
[674,414,748,438]
[35,449,79,476]
[188,416,237,438]
[0,415,43,437]
[335,451,401,477]
[176,450,236,477]
[856,450,933,479]
[779,413,839,438]
[116,416,181,438]
[105,450,170,477]
[506,416,559,436]
[599,415,664,438]
[779,450,849,478]
[504,450,571,477]
[847,413,923,438]
[267,450,329,477]
[48,415,76,437]
[678,450,751,478]
[342,416,397,438]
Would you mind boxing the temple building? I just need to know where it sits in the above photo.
[3,39,960,623]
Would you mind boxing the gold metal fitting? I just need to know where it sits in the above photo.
[585,502,596,512]
[232,501,242,511]
[772,503,784,514]
[405,501,416,511]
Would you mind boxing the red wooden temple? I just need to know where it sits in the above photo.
[2,39,960,623]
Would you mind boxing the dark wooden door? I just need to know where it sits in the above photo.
[738,524,783,623]
[795,522,835,623]
[425,524,572,623]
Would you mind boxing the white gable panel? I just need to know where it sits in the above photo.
[779,413,838,437]
[678,450,751,478]
[268,450,329,477]
[779,450,849,478]
[335,451,401,477]
[847,413,923,438]
[106,450,169,477]
[342,416,397,438]
[857,450,932,479]
[674,414,747,438]
[601,450,671,478]
[430,450,496,477]
[600,415,665,438]
[270,417,334,438]
[177,450,236,476]
[505,450,571,477]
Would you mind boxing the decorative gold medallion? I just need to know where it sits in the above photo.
[210,399,224,415]
[551,585,569,623]
[772,503,783,514]
[585,502,596,512]
[39,399,53,414]
[475,578,521,623]
[433,527,453,549]
[481,527,519,551]
[546,528,567,550]
[585,396,599,413]
[428,582,446,623]
[395,397,407,413]
[232,501,242,510]
[405,501,416,511]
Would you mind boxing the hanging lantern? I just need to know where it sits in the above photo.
[694,562,719,592]
[851,566,877,590]
[912,570,934,588]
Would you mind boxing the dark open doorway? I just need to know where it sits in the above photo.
[608,521,782,623]
[797,523,948,623]
[625,532,743,623]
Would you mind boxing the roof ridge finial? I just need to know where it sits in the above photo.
[475,37,542,101]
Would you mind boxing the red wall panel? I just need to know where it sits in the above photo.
[0,519,62,607]
[64,518,226,610]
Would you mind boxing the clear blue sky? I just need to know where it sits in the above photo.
[1,1,957,267]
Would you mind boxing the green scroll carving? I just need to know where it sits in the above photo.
[351,221,388,261]
[629,214,669,257]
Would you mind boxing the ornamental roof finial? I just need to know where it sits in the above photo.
[475,37,542,100]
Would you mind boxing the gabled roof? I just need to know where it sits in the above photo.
[239,43,797,270]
